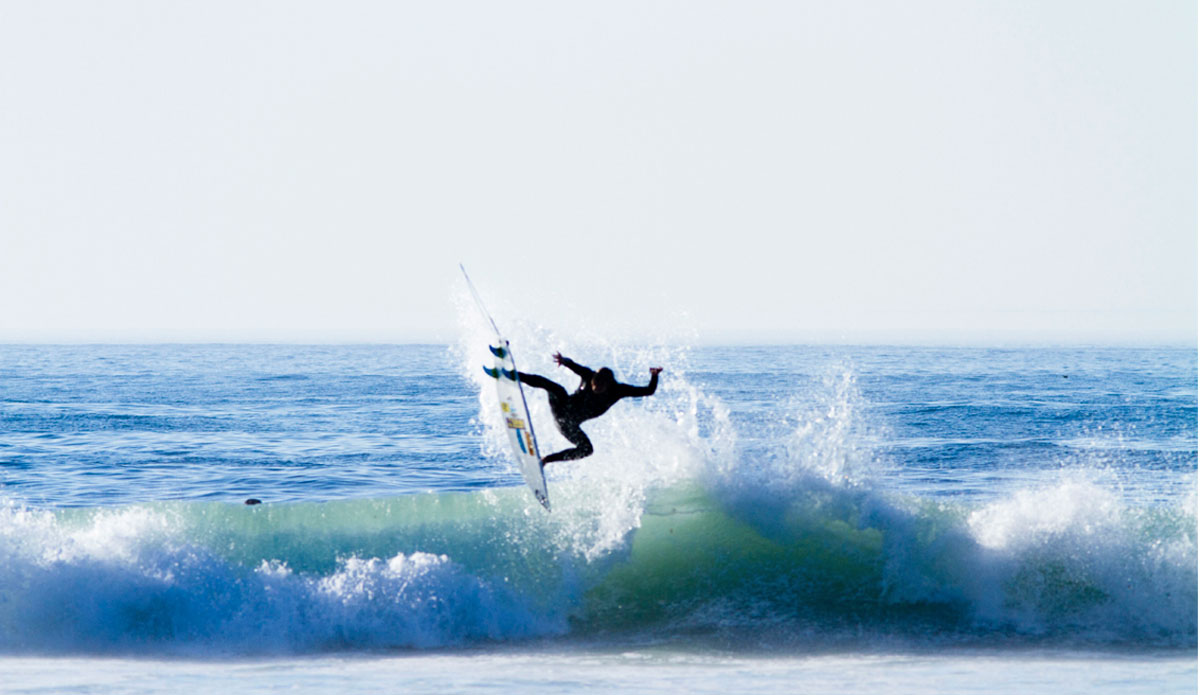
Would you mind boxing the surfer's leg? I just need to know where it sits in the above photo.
[541,419,593,465]
[518,371,572,424]
[517,372,567,399]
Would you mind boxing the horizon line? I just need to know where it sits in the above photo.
[0,336,1195,349]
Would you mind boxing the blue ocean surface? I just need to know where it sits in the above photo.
[0,342,1195,693]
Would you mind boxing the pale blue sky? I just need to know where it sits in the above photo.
[1,1,1195,344]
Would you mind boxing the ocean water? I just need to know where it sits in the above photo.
[0,341,1194,693]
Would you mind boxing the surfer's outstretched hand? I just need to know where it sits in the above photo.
[650,367,663,376]
[552,352,565,366]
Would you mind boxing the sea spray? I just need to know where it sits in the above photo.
[574,362,1198,645]
[452,298,702,563]
[962,477,1197,639]
[450,318,1198,646]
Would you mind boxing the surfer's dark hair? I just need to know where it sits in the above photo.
[595,367,614,382]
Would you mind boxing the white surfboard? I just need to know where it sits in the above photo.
[460,265,551,511]
[484,342,549,510]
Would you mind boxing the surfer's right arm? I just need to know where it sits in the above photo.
[553,353,595,380]
[617,368,661,398]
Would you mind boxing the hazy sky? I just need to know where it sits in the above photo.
[2,1,1195,344]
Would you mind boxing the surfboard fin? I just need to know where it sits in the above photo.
[482,366,518,381]
[489,345,508,359]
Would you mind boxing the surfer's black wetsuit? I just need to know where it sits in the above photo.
[519,356,659,465]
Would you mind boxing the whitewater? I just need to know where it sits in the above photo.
[0,334,1194,692]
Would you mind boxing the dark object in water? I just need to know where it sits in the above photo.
[244,498,262,506]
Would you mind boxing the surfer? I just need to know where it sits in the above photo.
[517,353,662,466]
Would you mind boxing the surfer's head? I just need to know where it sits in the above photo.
[591,368,615,394]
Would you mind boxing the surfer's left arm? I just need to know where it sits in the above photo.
[618,367,662,398]
[554,353,595,380]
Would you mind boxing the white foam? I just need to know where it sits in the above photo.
[0,500,565,653]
